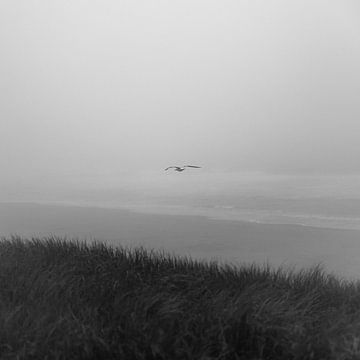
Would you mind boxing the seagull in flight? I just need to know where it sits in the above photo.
[165,165,201,172]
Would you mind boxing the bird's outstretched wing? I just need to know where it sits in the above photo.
[184,165,201,168]
[165,166,179,171]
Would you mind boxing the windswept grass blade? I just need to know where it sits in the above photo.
[0,236,359,359]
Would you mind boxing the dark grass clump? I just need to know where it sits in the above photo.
[1,236,360,359]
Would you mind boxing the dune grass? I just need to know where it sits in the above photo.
[0,237,360,359]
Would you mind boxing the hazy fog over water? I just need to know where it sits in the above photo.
[1,0,360,185]
[4,171,360,231]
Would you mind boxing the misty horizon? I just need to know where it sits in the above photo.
[1,1,360,187]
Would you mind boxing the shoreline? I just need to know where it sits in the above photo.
[2,201,360,279]
[2,199,360,232]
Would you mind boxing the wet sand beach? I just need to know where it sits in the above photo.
[2,202,360,279]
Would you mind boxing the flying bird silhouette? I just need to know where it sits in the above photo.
[165,165,201,172]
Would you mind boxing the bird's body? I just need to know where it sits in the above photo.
[165,165,201,172]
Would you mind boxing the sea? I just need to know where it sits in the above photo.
[2,171,360,279]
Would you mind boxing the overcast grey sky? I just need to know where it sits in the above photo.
[1,0,360,187]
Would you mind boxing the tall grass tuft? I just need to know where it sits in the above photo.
[0,236,360,359]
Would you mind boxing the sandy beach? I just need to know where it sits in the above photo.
[1,202,360,279]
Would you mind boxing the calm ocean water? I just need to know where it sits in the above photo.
[2,172,360,279]
[32,172,360,230]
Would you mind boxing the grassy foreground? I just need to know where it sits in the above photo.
[0,238,360,359]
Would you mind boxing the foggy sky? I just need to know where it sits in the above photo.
[1,0,360,187]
